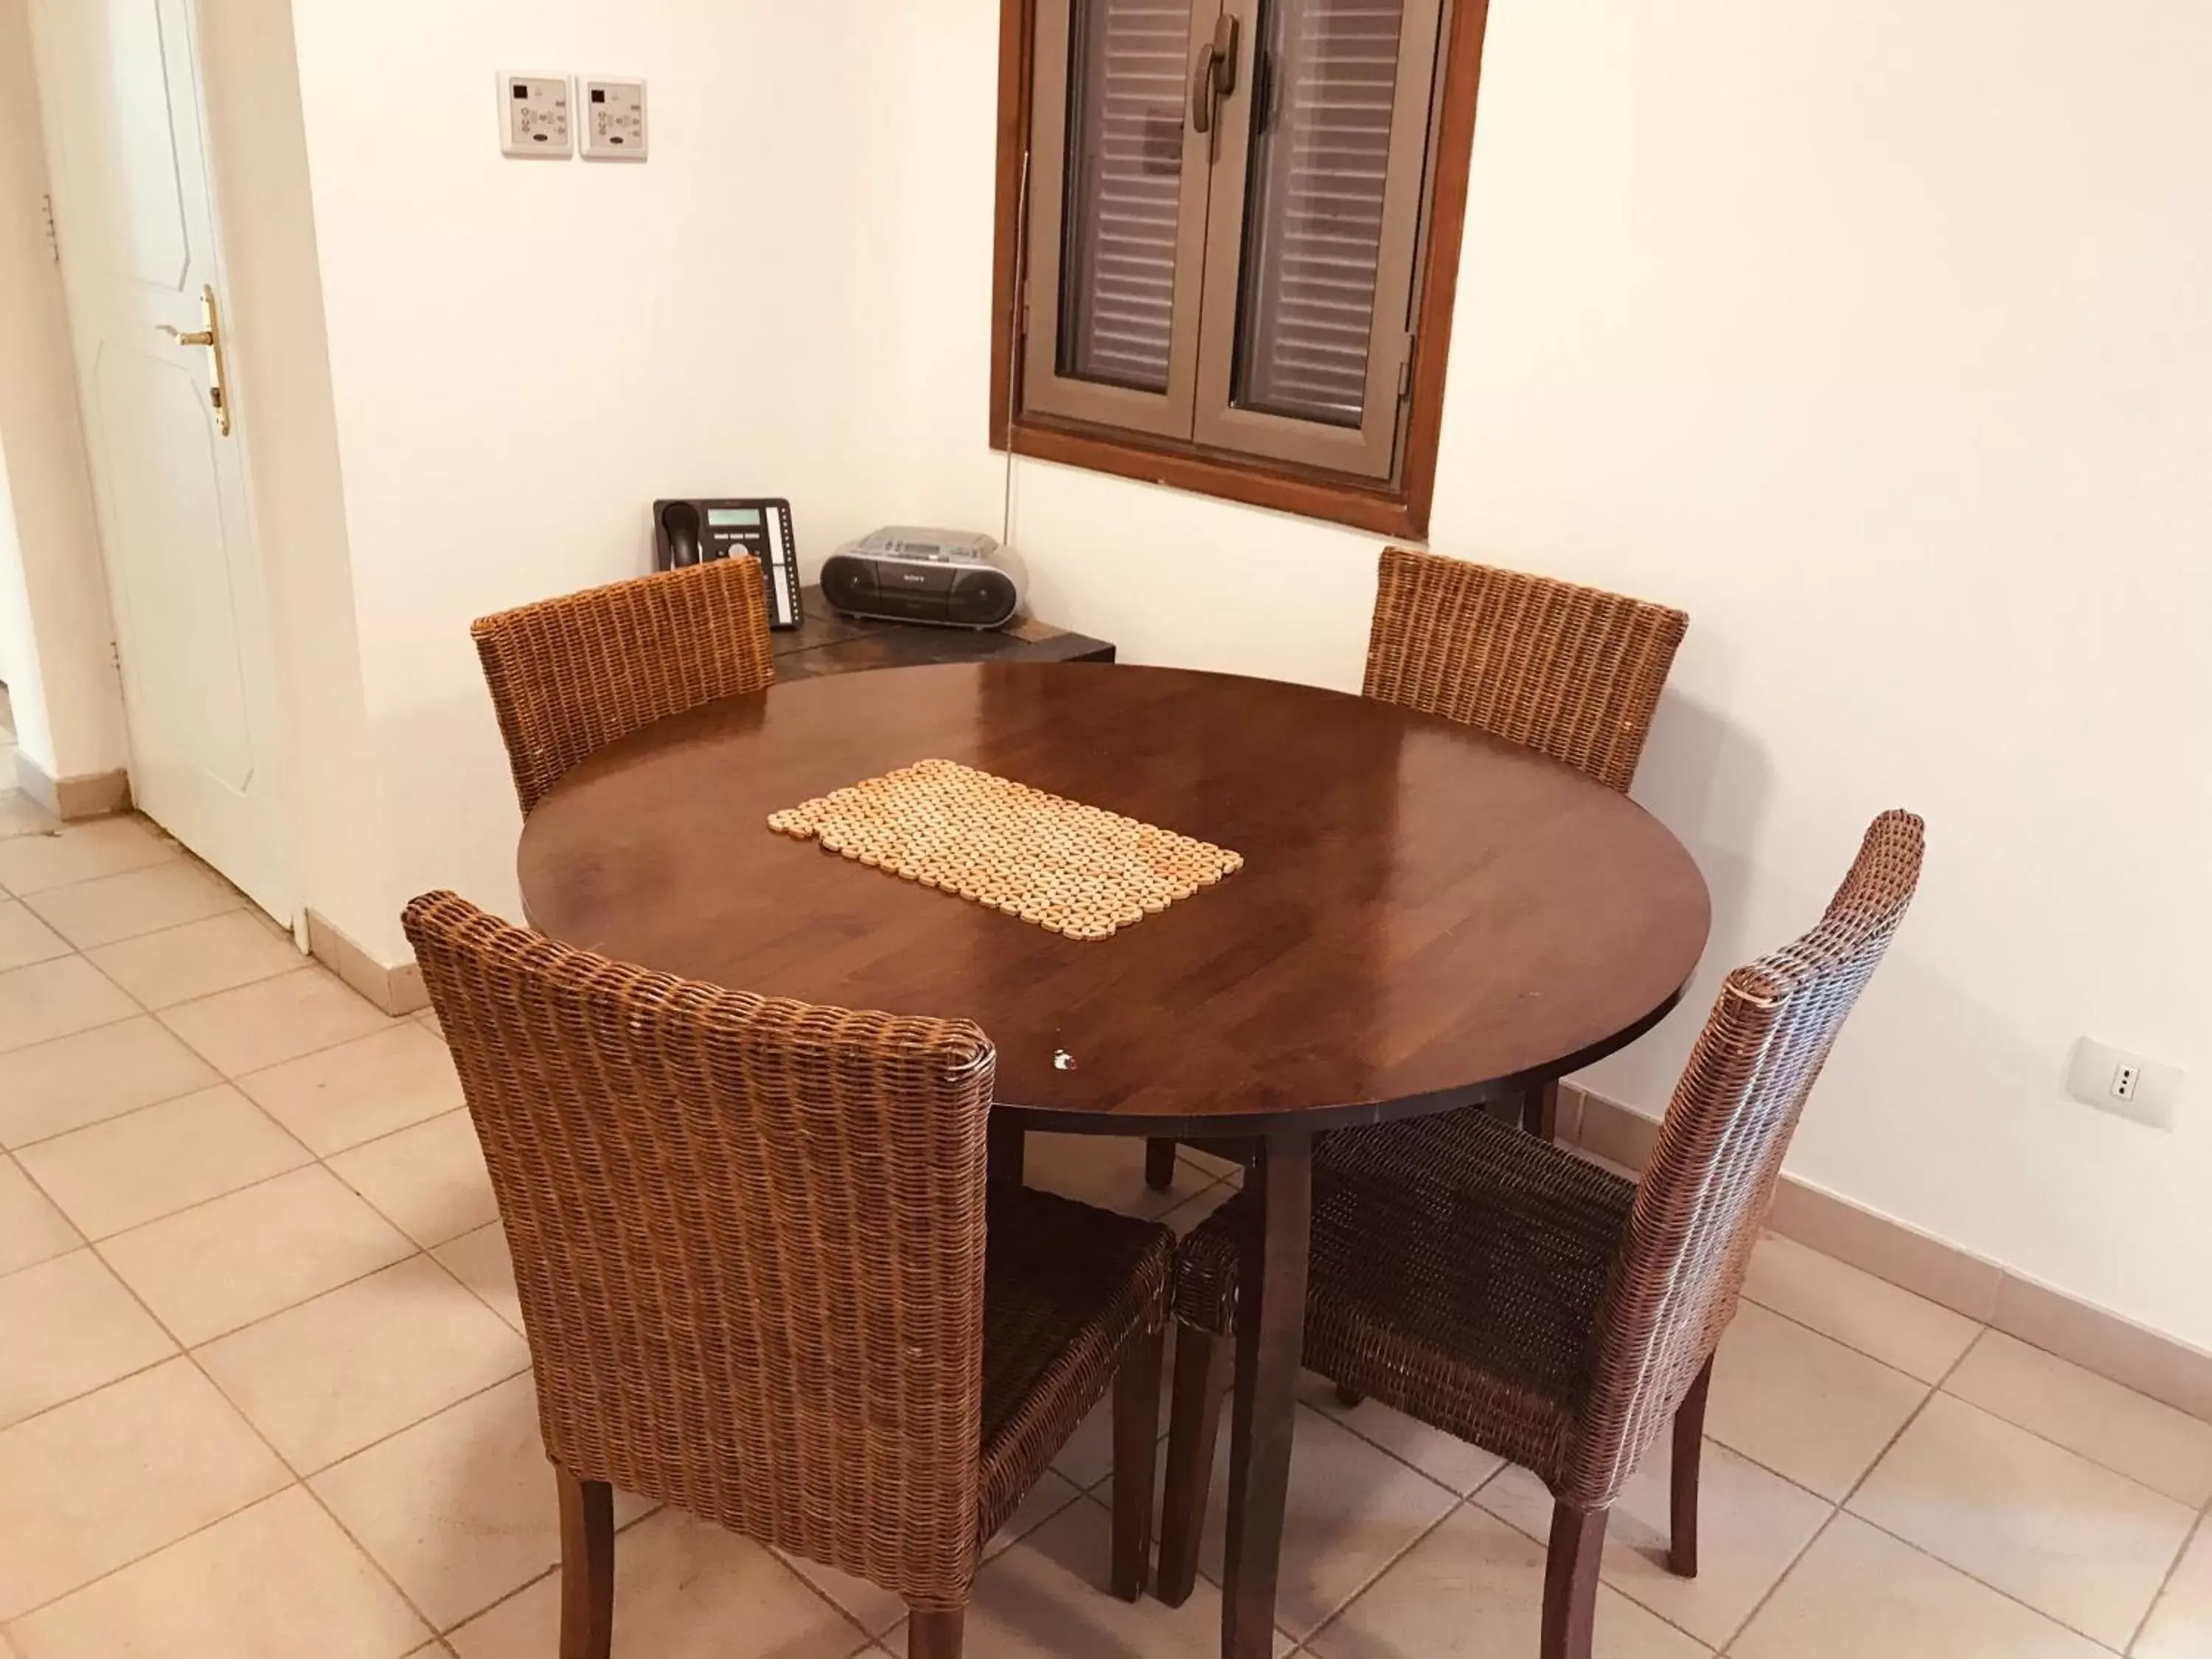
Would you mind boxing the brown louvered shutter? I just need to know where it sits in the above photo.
[1231,0,1410,425]
[1191,0,1443,478]
[1058,0,1194,392]
[1023,0,1216,440]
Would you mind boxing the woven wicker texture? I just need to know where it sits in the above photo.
[471,557,774,818]
[770,758,1242,941]
[402,891,1173,1611]
[1172,810,1924,1509]
[1363,547,1688,793]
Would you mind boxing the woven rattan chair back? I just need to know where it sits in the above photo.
[402,891,998,1607]
[471,556,774,817]
[1563,810,1925,1508]
[1363,547,1688,793]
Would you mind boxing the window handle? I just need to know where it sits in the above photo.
[1191,14,1240,139]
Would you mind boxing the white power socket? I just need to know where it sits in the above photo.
[2067,1037,2183,1130]
[498,71,571,159]
[578,77,647,161]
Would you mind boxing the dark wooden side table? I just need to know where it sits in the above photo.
[769,585,1114,681]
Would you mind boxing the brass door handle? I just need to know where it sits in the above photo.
[154,283,232,436]
[1191,14,1239,142]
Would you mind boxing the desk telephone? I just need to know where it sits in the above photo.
[653,497,802,630]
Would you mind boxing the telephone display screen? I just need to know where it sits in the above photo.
[707,507,762,528]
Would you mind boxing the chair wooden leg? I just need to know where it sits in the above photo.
[1333,1382,1363,1408]
[1110,1326,1166,1600]
[1145,1137,1180,1191]
[555,1465,613,1659]
[1669,1354,1714,1578]
[1541,1502,1608,1659]
[1155,1324,1231,1607]
[908,1606,965,1658]
[1521,1079,1561,1140]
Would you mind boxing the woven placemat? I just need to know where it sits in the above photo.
[768,758,1242,940]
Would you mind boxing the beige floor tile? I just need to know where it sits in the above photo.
[7,1485,430,1659]
[196,1255,527,1472]
[22,861,243,950]
[1192,1402,1458,1639]
[0,957,137,1057]
[1026,1131,1211,1221]
[239,1022,465,1155]
[1740,1233,1983,1383]
[1177,1143,1244,1182]
[0,817,177,897]
[0,1156,80,1276]
[1848,1392,2196,1648]
[15,1085,312,1240]
[99,1165,415,1345]
[1945,1330,2212,1509]
[1475,1437,1828,1646]
[329,1110,498,1247]
[1732,1512,2110,1659]
[448,1506,866,1659]
[0,787,62,840]
[159,965,393,1076]
[0,1250,175,1429]
[2136,1516,2212,1659]
[1705,1301,1930,1500]
[433,1221,524,1329]
[312,1374,647,1631]
[1162,1178,1237,1238]
[0,1358,291,1618]
[0,900,69,972]
[784,1470,1088,1636]
[0,1017,218,1148]
[1297,1373,1506,1496]
[888,1498,1242,1659]
[86,911,303,1010]
[1307,1503,1708,1659]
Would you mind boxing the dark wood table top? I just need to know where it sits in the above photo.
[517,663,1711,1137]
[767,584,1115,681]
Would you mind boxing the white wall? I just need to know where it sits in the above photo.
[273,0,2212,1349]
[0,0,130,785]
[286,0,898,959]
[844,0,2212,1346]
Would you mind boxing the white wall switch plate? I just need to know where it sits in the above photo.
[578,77,647,161]
[2067,1037,2185,1130]
[498,71,571,159]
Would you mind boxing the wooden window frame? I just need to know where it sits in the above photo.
[989,0,1492,540]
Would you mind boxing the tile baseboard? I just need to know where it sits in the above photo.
[13,752,132,821]
[1566,1085,2212,1424]
[305,909,428,1018]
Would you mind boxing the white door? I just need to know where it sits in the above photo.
[30,0,290,917]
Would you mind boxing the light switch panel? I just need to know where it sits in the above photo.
[579,77,647,160]
[498,71,571,159]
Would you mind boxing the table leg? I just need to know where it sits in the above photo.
[987,1120,1026,1190]
[1222,1130,1312,1659]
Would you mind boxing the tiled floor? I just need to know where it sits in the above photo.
[2,790,2210,1658]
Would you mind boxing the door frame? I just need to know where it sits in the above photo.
[28,0,299,928]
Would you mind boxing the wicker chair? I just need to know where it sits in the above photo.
[1144,548,1688,1190]
[402,892,1175,1659]
[471,556,774,818]
[1154,812,1925,1659]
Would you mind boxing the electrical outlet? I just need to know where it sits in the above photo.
[2067,1037,2185,1130]
[578,76,647,161]
[498,71,571,159]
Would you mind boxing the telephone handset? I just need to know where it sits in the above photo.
[652,496,802,630]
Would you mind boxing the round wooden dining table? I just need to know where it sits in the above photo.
[518,660,1711,1658]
